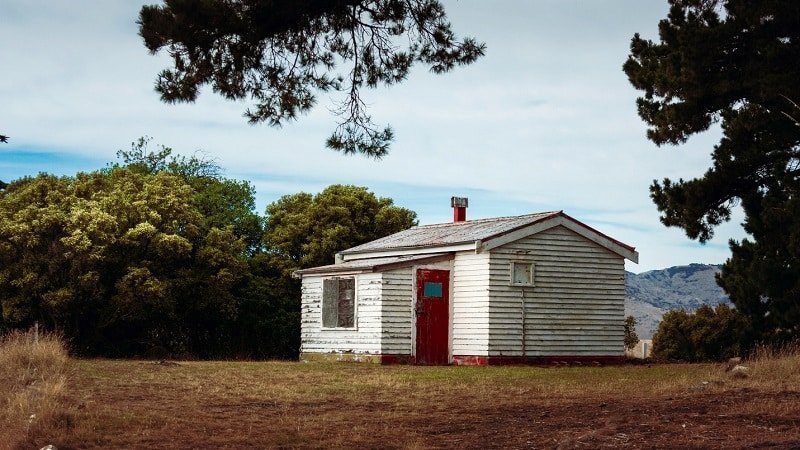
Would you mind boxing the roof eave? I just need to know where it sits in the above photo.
[338,242,477,261]
[294,253,455,278]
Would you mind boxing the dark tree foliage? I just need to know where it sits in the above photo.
[225,253,301,359]
[138,0,485,157]
[624,1,800,340]
[652,304,754,362]
[0,135,8,143]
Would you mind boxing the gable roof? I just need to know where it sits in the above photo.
[344,211,560,254]
[339,211,638,263]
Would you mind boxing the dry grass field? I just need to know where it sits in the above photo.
[0,330,70,450]
[4,336,800,449]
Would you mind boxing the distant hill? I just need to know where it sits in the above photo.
[624,263,731,338]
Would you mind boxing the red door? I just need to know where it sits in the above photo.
[415,269,450,365]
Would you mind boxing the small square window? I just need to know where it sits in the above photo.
[423,282,443,298]
[510,262,534,286]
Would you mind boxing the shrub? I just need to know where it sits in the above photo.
[652,304,754,362]
[624,315,639,351]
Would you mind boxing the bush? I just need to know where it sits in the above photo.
[624,315,639,351]
[0,329,70,448]
[652,304,754,362]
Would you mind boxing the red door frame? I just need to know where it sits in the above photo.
[415,269,450,365]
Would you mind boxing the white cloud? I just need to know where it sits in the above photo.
[0,0,746,272]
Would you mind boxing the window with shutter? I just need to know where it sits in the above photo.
[322,279,339,328]
[322,277,356,328]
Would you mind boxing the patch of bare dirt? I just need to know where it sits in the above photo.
[42,361,800,449]
[410,389,800,449]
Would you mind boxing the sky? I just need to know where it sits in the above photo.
[0,0,748,273]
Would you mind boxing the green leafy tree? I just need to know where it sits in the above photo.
[117,137,265,254]
[624,1,800,341]
[652,304,754,362]
[0,166,247,356]
[264,184,418,273]
[111,138,274,356]
[624,315,639,351]
[138,0,485,157]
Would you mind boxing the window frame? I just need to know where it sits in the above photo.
[320,276,358,330]
[509,261,535,287]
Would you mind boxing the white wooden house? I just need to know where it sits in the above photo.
[294,199,638,365]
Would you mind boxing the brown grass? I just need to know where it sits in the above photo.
[0,329,71,450]
[745,343,800,389]
[46,351,800,449]
[5,345,800,448]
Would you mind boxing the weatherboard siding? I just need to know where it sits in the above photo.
[452,251,491,356]
[488,225,625,357]
[300,273,383,354]
[380,267,414,355]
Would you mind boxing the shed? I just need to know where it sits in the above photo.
[294,199,638,365]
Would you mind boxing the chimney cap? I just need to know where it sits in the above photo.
[451,196,468,208]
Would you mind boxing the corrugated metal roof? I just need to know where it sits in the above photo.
[342,211,561,254]
[294,253,452,276]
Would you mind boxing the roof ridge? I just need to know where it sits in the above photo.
[410,210,561,229]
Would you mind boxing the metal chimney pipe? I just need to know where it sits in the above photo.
[451,196,468,222]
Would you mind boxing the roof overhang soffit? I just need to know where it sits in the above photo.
[478,216,639,263]
[338,243,477,262]
[296,253,454,278]
[292,269,367,278]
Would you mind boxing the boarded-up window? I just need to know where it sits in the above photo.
[322,277,355,328]
[510,261,534,286]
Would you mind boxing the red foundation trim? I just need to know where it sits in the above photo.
[451,355,625,366]
[301,353,624,366]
